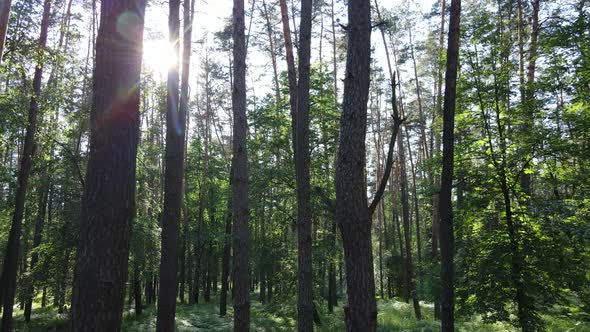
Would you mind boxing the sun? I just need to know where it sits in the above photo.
[143,38,178,79]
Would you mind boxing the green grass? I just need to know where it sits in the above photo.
[9,295,590,331]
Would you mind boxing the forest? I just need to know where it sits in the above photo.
[0,0,588,331]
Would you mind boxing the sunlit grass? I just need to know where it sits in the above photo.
[10,293,590,331]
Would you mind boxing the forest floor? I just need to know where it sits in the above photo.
[10,294,590,331]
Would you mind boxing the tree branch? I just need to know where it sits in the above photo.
[368,112,403,216]
[368,73,404,216]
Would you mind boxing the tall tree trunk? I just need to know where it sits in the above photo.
[397,119,422,320]
[408,28,429,160]
[179,0,195,305]
[294,0,313,328]
[261,0,281,105]
[335,0,376,329]
[520,0,540,198]
[134,263,143,316]
[258,204,267,304]
[195,58,212,304]
[231,0,251,327]
[24,182,49,322]
[0,1,51,330]
[327,0,339,311]
[70,0,146,330]
[439,0,461,330]
[327,218,337,312]
[156,0,183,330]
[0,0,12,65]
[404,129,422,267]
[220,194,232,316]
[279,0,298,153]
[432,0,446,319]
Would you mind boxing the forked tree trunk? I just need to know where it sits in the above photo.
[70,0,146,330]
[335,0,376,329]
[156,0,184,330]
[0,1,51,330]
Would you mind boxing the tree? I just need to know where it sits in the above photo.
[178,0,195,305]
[439,0,461,330]
[156,0,184,329]
[231,0,251,328]
[334,0,376,330]
[0,0,51,330]
[70,0,146,330]
[295,0,313,328]
[0,0,12,65]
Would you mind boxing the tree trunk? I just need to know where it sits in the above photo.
[279,0,298,158]
[294,0,313,328]
[70,1,146,329]
[433,0,446,319]
[335,0,376,329]
[397,119,422,320]
[0,1,51,330]
[134,263,143,316]
[328,218,337,312]
[179,0,195,305]
[231,0,251,327]
[24,183,49,322]
[0,0,12,65]
[220,193,232,316]
[439,0,461,330]
[520,0,540,198]
[156,0,183,330]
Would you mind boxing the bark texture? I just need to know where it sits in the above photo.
[439,0,461,330]
[71,0,146,330]
[232,0,251,328]
[0,0,12,65]
[156,0,184,330]
[295,0,313,328]
[334,0,376,329]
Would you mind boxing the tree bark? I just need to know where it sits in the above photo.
[335,0,376,329]
[231,0,251,328]
[0,0,12,65]
[520,0,540,198]
[294,0,313,328]
[0,1,51,330]
[439,0,461,330]
[70,0,146,330]
[156,0,183,330]
[279,0,298,153]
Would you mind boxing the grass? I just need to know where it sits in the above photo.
[9,294,590,331]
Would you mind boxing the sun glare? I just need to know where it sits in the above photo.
[143,39,178,78]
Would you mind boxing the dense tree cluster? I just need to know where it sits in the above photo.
[0,0,588,331]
